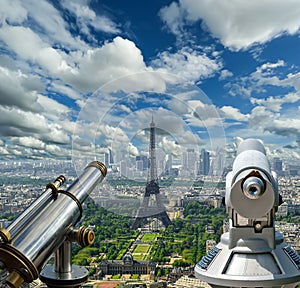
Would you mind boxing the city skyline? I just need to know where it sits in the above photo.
[1,2,300,283]
[0,1,300,163]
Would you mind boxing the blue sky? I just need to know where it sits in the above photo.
[1,0,300,163]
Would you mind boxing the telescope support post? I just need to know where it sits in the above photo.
[55,240,72,273]
[40,239,89,288]
[40,225,95,287]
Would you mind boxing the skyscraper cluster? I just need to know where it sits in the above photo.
[103,147,212,179]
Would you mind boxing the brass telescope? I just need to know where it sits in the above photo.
[0,161,107,288]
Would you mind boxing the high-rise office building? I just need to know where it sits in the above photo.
[104,152,109,168]
[201,149,210,175]
[136,160,143,171]
[108,148,114,166]
[165,154,172,175]
[187,149,197,176]
[104,148,114,169]
[136,155,148,171]
[120,160,127,177]
[273,157,283,176]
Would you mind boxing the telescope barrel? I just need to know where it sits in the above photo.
[6,175,66,241]
[232,138,271,183]
[0,161,106,287]
[226,138,279,219]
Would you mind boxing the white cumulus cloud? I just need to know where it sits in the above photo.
[158,137,182,156]
[160,0,300,50]
[61,0,120,35]
[220,106,249,121]
[152,47,222,83]
[65,37,147,91]
[0,25,72,75]
[11,136,45,150]
[250,93,300,112]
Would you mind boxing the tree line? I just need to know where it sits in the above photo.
[72,199,226,267]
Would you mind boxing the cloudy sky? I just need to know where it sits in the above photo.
[1,0,300,164]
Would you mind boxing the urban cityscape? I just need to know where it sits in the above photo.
[2,0,300,286]
[0,138,300,287]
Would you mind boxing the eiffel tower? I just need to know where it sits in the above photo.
[132,116,171,229]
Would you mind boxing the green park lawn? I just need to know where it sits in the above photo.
[141,233,158,242]
[133,244,150,254]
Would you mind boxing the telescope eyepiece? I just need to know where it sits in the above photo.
[242,176,265,199]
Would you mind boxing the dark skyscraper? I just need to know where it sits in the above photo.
[201,149,210,175]
[273,157,283,175]
[104,152,109,168]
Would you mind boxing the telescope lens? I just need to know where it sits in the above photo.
[242,176,265,199]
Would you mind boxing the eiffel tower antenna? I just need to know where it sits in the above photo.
[132,116,171,229]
